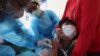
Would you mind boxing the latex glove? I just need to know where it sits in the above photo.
[37,38,52,48]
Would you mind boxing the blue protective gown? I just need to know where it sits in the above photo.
[30,10,60,40]
[0,44,15,56]
[17,51,39,56]
[0,15,37,50]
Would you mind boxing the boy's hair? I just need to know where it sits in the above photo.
[59,17,76,26]
[64,17,76,26]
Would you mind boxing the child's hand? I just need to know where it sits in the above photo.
[37,38,52,48]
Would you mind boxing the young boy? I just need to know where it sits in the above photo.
[54,17,77,56]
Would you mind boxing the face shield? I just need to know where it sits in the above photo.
[25,0,42,17]
[0,0,19,19]
[1,0,29,18]
[3,0,17,16]
[4,3,24,18]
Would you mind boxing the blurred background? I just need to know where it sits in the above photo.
[41,0,67,19]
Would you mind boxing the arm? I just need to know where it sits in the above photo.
[47,10,60,37]
[30,22,53,48]
[50,39,58,56]
[30,18,44,42]
[48,10,60,26]
[71,0,99,56]
[2,23,36,50]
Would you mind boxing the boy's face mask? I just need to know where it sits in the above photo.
[62,24,77,39]
[31,6,42,17]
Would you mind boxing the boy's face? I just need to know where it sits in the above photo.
[63,22,72,25]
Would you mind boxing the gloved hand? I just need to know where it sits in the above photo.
[37,38,52,48]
